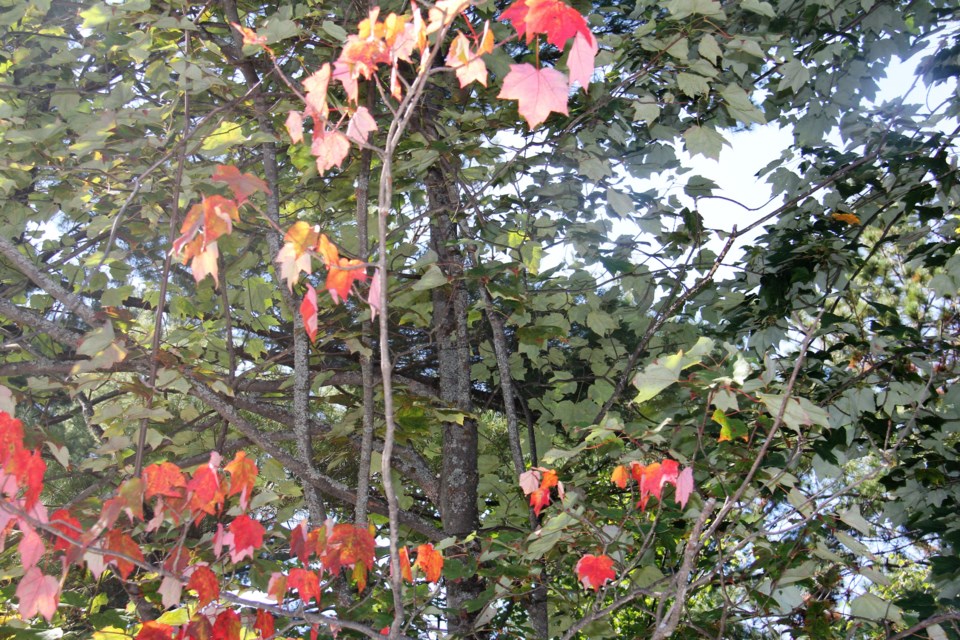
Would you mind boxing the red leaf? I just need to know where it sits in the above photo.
[187,565,220,609]
[50,508,82,553]
[300,285,319,343]
[136,621,175,640]
[529,486,551,516]
[610,465,629,489]
[575,553,615,591]
[524,0,590,48]
[104,528,144,580]
[254,609,275,639]
[414,543,443,583]
[228,514,265,563]
[0,411,25,468]
[186,613,213,640]
[16,567,59,621]
[143,461,187,500]
[497,64,569,128]
[660,459,680,488]
[224,450,258,510]
[212,609,242,640]
[187,462,224,520]
[288,567,321,605]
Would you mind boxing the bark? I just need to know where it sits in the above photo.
[427,165,484,638]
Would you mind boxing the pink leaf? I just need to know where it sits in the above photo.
[18,525,44,570]
[368,268,383,322]
[311,129,351,174]
[16,567,60,621]
[346,106,378,144]
[567,31,597,91]
[518,469,540,495]
[675,466,694,509]
[300,284,319,343]
[159,575,182,610]
[333,61,358,103]
[285,111,304,144]
[497,64,569,128]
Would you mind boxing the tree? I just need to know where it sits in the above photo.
[0,0,959,637]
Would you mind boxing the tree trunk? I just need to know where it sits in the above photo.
[427,165,484,638]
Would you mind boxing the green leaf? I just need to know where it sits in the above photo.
[683,125,728,160]
[677,72,711,97]
[412,264,448,290]
[719,84,766,125]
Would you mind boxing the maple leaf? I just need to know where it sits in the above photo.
[212,609,242,640]
[0,411,24,467]
[290,521,311,564]
[224,450,258,510]
[186,614,213,640]
[16,448,45,510]
[575,553,616,591]
[316,233,340,266]
[136,621,175,640]
[187,463,224,519]
[398,546,413,582]
[231,23,268,49]
[321,524,376,585]
[143,461,187,500]
[18,525,44,569]
[518,468,541,495]
[346,106,378,144]
[610,465,629,489]
[498,64,569,128]
[676,466,694,508]
[116,477,145,522]
[104,528,145,580]
[255,609,276,640]
[276,221,319,291]
[445,29,492,87]
[311,129,351,174]
[49,508,82,553]
[158,575,182,610]
[288,567,321,605]
[301,284,320,343]
[529,486,551,516]
[500,0,531,40]
[189,240,219,285]
[187,565,220,608]
[414,543,444,583]
[211,165,270,206]
[639,461,663,510]
[427,0,470,33]
[832,212,860,225]
[525,0,590,48]
[567,31,598,90]
[368,268,383,322]
[333,61,359,103]
[228,514,265,563]
[326,258,367,304]
[338,34,390,81]
[303,64,331,120]
[267,571,288,604]
[660,459,680,489]
[286,110,305,144]
[17,567,59,621]
[540,468,558,490]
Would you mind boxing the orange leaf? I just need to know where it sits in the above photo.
[497,64,569,129]
[398,546,413,582]
[187,565,220,608]
[143,461,187,500]
[575,553,615,591]
[316,233,340,267]
[414,543,443,583]
[326,258,367,304]
[187,463,224,519]
[610,465,629,489]
[225,450,258,510]
[211,165,270,206]
[104,529,144,580]
[321,524,376,584]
